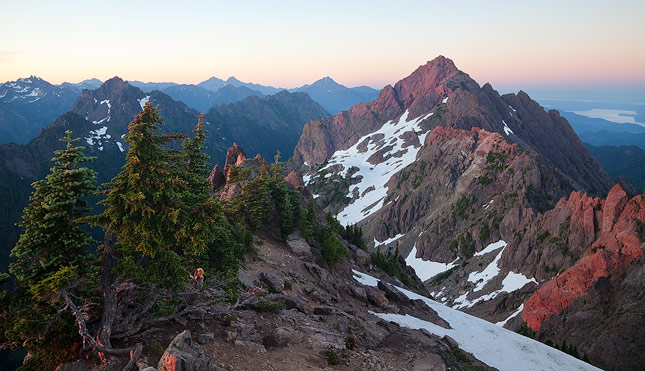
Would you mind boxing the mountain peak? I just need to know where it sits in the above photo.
[100,76,129,91]
[226,76,242,84]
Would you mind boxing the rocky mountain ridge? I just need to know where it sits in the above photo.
[291,56,641,369]
[0,76,82,144]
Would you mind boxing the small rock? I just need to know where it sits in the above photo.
[158,330,216,371]
[352,286,368,303]
[284,295,314,314]
[234,340,267,353]
[196,332,215,345]
[314,306,334,315]
[442,335,459,349]
[237,269,256,290]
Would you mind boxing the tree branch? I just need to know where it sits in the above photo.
[61,288,135,356]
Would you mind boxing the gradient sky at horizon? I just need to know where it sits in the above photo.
[2,0,644,95]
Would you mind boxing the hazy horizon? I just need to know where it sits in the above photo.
[2,0,644,93]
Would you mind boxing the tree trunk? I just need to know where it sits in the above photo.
[97,233,117,354]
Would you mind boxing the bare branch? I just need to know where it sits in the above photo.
[61,289,134,356]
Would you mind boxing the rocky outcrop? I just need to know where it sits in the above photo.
[523,187,645,331]
[535,254,645,371]
[157,330,216,371]
[224,143,247,168]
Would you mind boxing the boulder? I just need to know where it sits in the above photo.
[378,281,410,304]
[366,286,389,308]
[260,271,285,293]
[286,233,313,258]
[237,269,256,290]
[353,247,371,266]
[263,326,302,348]
[157,330,216,371]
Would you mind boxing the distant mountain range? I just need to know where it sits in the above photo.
[558,110,645,149]
[0,76,81,144]
[0,77,329,273]
[0,75,378,145]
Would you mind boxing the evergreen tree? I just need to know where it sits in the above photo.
[181,114,244,276]
[89,102,193,288]
[2,131,98,370]
[10,130,98,285]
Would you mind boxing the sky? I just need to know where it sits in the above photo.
[1,0,644,96]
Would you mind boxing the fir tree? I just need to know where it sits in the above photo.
[89,102,192,288]
[2,131,98,370]
[10,130,98,286]
[180,114,244,275]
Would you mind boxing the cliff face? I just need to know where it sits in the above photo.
[523,187,644,331]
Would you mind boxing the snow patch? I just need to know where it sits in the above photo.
[116,142,124,152]
[92,100,111,125]
[138,95,150,110]
[474,240,506,257]
[468,241,506,292]
[405,243,458,281]
[85,126,110,148]
[442,96,449,104]
[482,199,494,210]
[352,270,598,371]
[373,233,404,248]
[502,119,514,136]
[496,303,524,327]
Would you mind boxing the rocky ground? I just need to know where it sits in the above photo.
[59,231,490,371]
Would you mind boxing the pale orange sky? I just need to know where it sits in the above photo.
[1,0,644,90]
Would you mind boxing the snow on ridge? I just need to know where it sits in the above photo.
[502,119,514,136]
[482,199,494,210]
[374,233,404,248]
[92,100,112,125]
[138,95,150,110]
[352,270,598,371]
[85,126,110,149]
[496,303,524,327]
[319,110,433,225]
[405,242,458,281]
[447,240,537,309]
[474,240,506,257]
[468,241,506,292]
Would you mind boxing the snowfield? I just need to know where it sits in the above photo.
[450,240,538,309]
[309,110,433,225]
[352,270,599,371]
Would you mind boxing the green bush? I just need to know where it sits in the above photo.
[320,229,349,267]
[325,349,340,365]
[252,299,285,314]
